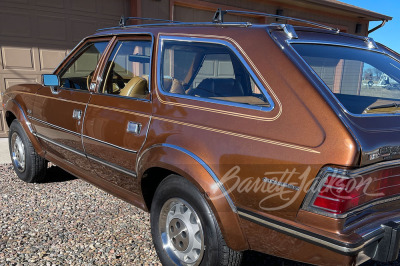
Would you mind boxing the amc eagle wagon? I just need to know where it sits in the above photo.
[3,9,400,266]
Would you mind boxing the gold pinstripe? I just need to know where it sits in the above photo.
[12,68,317,154]
[86,103,319,154]
[15,91,87,106]
[87,104,151,118]
[152,116,320,154]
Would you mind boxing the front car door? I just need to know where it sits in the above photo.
[31,39,111,170]
[82,35,153,193]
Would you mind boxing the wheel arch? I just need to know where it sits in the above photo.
[137,143,249,251]
[5,99,44,157]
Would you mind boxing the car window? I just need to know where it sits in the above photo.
[100,40,151,99]
[292,44,400,115]
[160,40,271,108]
[59,42,109,91]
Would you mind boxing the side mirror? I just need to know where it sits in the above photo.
[42,74,60,86]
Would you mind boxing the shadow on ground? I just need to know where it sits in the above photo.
[242,250,309,265]
[42,165,77,183]
[241,250,400,265]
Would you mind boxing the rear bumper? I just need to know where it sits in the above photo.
[238,208,400,263]
[359,220,400,262]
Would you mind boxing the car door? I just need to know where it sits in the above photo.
[31,39,111,170]
[82,36,153,192]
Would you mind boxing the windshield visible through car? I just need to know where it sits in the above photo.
[292,44,400,115]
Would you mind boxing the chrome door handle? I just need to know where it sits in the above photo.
[72,109,82,120]
[127,121,141,135]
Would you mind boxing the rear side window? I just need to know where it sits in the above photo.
[292,44,400,115]
[159,38,272,109]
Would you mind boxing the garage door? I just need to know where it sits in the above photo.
[173,5,261,24]
[0,0,129,137]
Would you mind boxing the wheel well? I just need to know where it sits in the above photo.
[5,111,16,127]
[141,167,177,211]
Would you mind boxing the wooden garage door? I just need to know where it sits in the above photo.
[171,3,262,24]
[0,0,129,137]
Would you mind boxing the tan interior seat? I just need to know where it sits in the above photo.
[142,75,149,83]
[119,76,148,97]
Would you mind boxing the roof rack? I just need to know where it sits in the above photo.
[97,22,251,32]
[119,16,181,27]
[96,9,340,34]
[212,9,340,33]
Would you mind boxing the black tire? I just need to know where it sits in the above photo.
[150,174,242,266]
[9,120,47,183]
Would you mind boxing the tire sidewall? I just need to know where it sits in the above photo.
[9,120,34,183]
[151,175,219,266]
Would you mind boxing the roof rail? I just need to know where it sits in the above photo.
[212,9,340,33]
[96,22,251,32]
[119,16,181,27]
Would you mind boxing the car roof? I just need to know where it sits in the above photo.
[89,23,369,47]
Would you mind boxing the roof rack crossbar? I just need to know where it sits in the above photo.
[212,9,340,33]
[119,16,181,27]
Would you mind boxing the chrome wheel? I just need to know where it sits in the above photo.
[11,132,26,172]
[159,198,204,265]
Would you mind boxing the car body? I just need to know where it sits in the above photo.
[3,10,400,265]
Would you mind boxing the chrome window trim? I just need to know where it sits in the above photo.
[56,40,112,93]
[157,36,275,112]
[286,40,400,118]
[52,38,87,75]
[50,87,92,94]
[83,135,138,154]
[302,159,400,219]
[137,143,237,213]
[91,92,151,102]
[97,33,154,98]
[287,40,386,53]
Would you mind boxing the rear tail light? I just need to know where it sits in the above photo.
[304,166,400,216]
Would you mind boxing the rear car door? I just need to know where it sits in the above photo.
[31,39,111,170]
[82,35,153,193]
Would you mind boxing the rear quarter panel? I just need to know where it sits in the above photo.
[146,27,358,219]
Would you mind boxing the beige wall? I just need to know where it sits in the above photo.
[0,0,129,137]
[140,0,371,35]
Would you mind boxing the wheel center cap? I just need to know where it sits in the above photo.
[169,218,189,251]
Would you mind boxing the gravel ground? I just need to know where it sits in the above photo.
[0,163,398,266]
[0,164,160,265]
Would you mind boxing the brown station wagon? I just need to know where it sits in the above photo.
[3,9,400,265]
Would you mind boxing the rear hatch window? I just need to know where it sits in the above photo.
[292,44,400,115]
